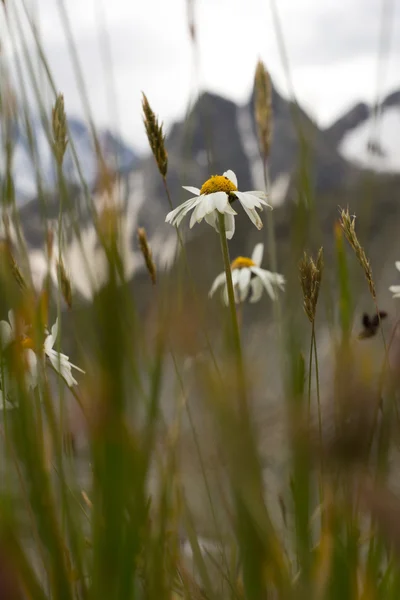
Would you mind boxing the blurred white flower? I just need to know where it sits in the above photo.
[389,262,400,298]
[0,311,37,388]
[209,243,285,304]
[165,170,271,239]
[0,310,27,349]
[44,320,85,387]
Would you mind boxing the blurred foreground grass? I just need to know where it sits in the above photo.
[1,3,400,599]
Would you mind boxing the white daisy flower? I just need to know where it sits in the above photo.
[0,310,27,349]
[389,262,400,298]
[44,319,85,387]
[209,243,285,304]
[165,169,272,239]
[0,311,37,390]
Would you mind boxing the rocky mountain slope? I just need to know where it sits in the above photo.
[5,84,400,305]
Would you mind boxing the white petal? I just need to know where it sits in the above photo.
[223,202,237,216]
[205,212,218,231]
[231,271,240,303]
[275,274,286,290]
[51,320,59,342]
[251,267,276,300]
[191,197,208,221]
[196,193,222,220]
[222,284,229,306]
[189,202,204,228]
[234,191,261,209]
[8,310,16,333]
[257,197,273,209]
[25,350,38,389]
[246,190,268,199]
[241,204,263,230]
[209,272,226,297]
[251,243,264,267]
[48,349,78,387]
[69,361,85,374]
[223,170,237,187]
[166,196,199,224]
[175,197,203,226]
[212,192,229,213]
[224,213,235,239]
[44,334,53,353]
[182,186,201,195]
[0,321,13,348]
[238,268,251,301]
[249,277,263,303]
[231,269,240,286]
[245,191,273,209]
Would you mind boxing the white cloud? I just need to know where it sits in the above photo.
[3,0,400,151]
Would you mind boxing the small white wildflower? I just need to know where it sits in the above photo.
[209,243,285,304]
[44,319,85,387]
[389,262,400,298]
[165,170,272,239]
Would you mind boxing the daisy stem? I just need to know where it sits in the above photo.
[312,323,322,448]
[263,162,281,322]
[312,322,324,520]
[217,213,247,409]
[307,327,313,419]
[262,162,278,274]
[161,177,221,379]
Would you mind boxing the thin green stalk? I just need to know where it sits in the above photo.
[307,328,313,418]
[217,214,246,411]
[170,349,228,556]
[262,162,278,274]
[161,177,221,379]
[313,323,325,527]
[312,325,322,447]
[262,162,282,332]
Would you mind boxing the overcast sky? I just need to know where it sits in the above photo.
[3,0,400,151]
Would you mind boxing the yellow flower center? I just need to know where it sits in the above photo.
[200,175,238,195]
[231,256,256,270]
[20,337,35,351]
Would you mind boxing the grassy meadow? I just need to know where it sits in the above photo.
[1,2,400,599]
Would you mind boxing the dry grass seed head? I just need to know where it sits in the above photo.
[137,227,156,285]
[254,60,273,160]
[56,258,72,309]
[339,208,375,299]
[142,93,168,178]
[299,247,324,322]
[52,93,68,166]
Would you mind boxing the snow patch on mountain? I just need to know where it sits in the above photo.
[339,105,400,173]
[0,117,138,204]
